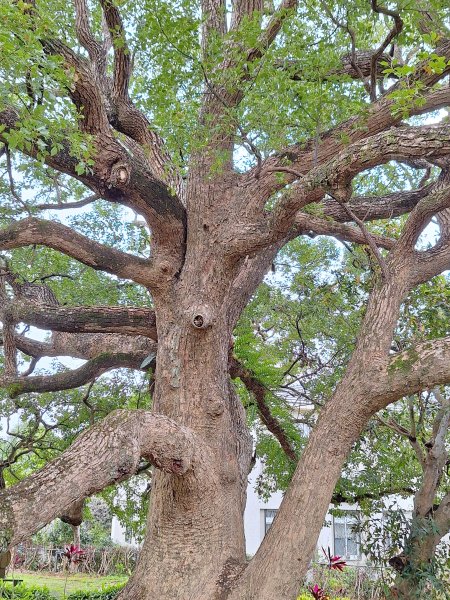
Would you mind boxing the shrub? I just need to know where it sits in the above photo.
[0,584,53,599]
[67,584,125,600]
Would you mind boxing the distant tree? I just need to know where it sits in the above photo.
[1,2,450,599]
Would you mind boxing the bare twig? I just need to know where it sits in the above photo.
[337,199,390,281]
[4,146,32,215]
[35,194,100,211]
[369,1,403,101]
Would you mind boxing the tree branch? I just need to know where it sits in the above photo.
[375,413,426,467]
[229,356,298,462]
[292,213,396,249]
[73,0,107,80]
[35,194,100,212]
[0,352,146,398]
[201,0,227,55]
[0,106,186,240]
[231,0,264,30]
[0,409,201,549]
[322,181,437,222]
[247,53,450,201]
[4,304,157,340]
[433,489,450,538]
[246,0,298,62]
[369,0,403,101]
[233,125,450,254]
[0,217,159,288]
[335,199,390,280]
[413,389,449,518]
[332,485,415,506]
[385,337,450,402]
[395,172,450,252]
[1,327,157,363]
[275,51,395,82]
[43,39,110,135]
[99,0,131,99]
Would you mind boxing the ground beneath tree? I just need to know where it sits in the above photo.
[5,570,128,598]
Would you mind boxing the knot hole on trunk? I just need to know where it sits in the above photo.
[193,314,204,328]
[110,162,131,187]
[190,305,213,329]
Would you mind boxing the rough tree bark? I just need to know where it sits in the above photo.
[1,1,450,599]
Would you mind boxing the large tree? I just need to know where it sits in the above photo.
[1,1,450,599]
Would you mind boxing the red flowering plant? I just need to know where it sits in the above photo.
[62,544,86,599]
[322,546,347,572]
[63,544,86,564]
[308,584,330,600]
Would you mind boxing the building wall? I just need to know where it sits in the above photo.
[244,460,340,560]
[111,516,131,546]
[243,460,415,564]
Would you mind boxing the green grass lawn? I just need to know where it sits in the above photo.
[3,571,128,599]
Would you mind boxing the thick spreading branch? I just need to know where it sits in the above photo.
[232,124,450,253]
[2,328,157,363]
[248,48,450,201]
[385,337,450,402]
[0,410,201,549]
[0,218,158,288]
[4,304,157,340]
[322,182,438,222]
[0,107,186,252]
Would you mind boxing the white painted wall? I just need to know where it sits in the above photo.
[243,460,357,561]
[243,460,284,556]
[111,516,134,546]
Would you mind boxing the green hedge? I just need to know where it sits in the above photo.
[0,584,53,599]
[67,584,125,600]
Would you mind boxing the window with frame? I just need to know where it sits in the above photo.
[263,509,278,535]
[333,511,361,559]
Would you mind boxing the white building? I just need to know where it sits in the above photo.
[244,458,374,563]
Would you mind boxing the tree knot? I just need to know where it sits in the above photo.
[190,305,214,329]
[110,162,131,187]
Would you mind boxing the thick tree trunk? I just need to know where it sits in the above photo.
[118,186,254,600]
[4,2,450,599]
[120,322,253,600]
